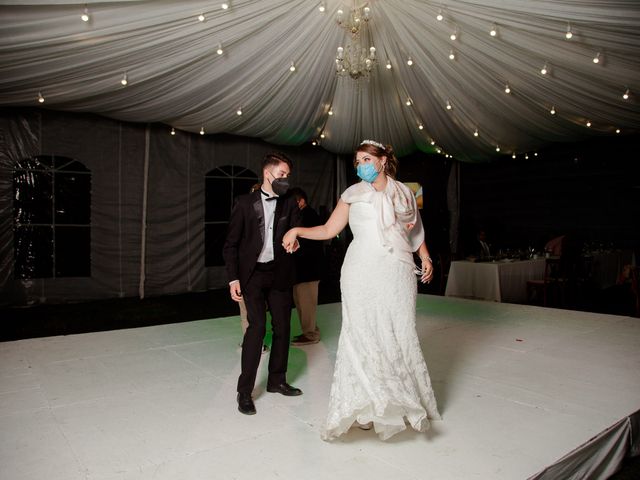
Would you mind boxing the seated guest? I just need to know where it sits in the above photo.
[476,229,491,259]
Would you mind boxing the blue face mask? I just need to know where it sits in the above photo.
[356,162,379,183]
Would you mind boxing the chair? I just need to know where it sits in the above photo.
[526,257,568,307]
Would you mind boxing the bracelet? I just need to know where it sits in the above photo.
[420,256,432,263]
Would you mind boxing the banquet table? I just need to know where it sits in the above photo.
[445,258,546,303]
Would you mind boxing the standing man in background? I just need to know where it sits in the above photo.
[289,187,324,346]
[223,152,303,416]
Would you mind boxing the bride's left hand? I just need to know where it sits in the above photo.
[420,258,434,284]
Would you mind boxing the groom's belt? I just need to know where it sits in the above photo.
[255,260,275,271]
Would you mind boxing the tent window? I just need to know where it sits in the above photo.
[205,166,259,267]
[13,155,91,279]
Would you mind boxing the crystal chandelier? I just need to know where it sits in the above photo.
[335,4,377,80]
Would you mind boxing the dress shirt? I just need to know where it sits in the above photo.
[257,189,278,263]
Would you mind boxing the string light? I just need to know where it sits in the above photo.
[430,140,435,146]
[512,153,517,159]
[489,24,497,37]
[504,83,511,94]
[120,72,128,86]
[289,61,296,72]
[216,43,223,55]
[320,132,326,139]
[236,107,243,115]
[418,123,424,130]
[405,98,412,106]
[586,120,591,127]
[170,127,176,135]
[495,146,501,152]
[221,2,229,10]
[540,63,548,75]
[615,128,621,134]
[565,23,573,39]
[200,127,205,135]
[525,154,529,159]
[592,52,601,64]
[198,13,205,22]
[386,60,392,70]
[407,57,413,66]
[318,3,325,13]
[473,129,479,137]
[436,10,443,21]
[623,88,630,100]
[449,50,455,60]
[550,106,556,115]
[37,91,44,103]
[328,109,334,116]
[311,140,318,146]
[446,100,452,110]
[450,28,457,41]
[81,6,90,22]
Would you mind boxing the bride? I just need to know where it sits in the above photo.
[282,140,440,441]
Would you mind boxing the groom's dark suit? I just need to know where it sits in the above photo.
[223,190,301,394]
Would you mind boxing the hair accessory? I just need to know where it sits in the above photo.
[360,139,386,150]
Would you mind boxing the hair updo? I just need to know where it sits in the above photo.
[354,141,398,178]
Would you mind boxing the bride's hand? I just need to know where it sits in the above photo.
[282,228,299,253]
[420,257,434,284]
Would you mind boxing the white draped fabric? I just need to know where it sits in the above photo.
[0,0,639,161]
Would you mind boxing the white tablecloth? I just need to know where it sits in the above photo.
[445,258,546,303]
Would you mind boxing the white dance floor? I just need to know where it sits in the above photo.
[2,295,639,480]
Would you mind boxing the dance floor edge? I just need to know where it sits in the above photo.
[1,295,639,480]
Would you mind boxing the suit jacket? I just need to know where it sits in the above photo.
[223,190,302,290]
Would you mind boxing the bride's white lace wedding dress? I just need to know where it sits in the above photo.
[321,180,441,441]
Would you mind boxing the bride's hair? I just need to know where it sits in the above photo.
[354,142,398,178]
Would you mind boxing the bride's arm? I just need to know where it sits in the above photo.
[283,200,349,252]
[415,240,434,283]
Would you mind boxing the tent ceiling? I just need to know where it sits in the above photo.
[0,0,639,161]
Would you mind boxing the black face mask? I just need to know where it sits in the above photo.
[271,177,290,196]
[268,170,290,196]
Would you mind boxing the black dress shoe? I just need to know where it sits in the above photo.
[237,393,256,415]
[266,382,303,396]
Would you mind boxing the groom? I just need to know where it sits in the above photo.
[223,152,303,415]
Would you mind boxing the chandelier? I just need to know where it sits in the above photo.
[335,4,377,80]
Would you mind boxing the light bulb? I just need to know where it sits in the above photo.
[312,140,317,146]
[616,128,621,134]
[496,146,500,152]
[623,88,630,100]
[405,98,412,106]
[525,154,529,159]
[37,91,44,103]
[450,30,457,41]
[170,127,176,135]
[216,43,223,55]
[565,24,573,39]
[328,109,333,116]
[490,24,497,37]
[436,10,443,21]
[473,129,479,137]
[386,60,392,70]
[81,7,90,22]
[236,108,243,116]
[318,3,325,13]
[550,106,556,115]
[200,127,205,135]
[540,64,548,75]
[449,50,455,60]
[121,72,128,86]
[446,100,452,110]
[586,120,591,127]
[221,3,229,9]
[418,123,424,130]
[504,83,511,94]
[593,52,601,64]
[289,62,296,72]
[430,140,435,146]
[320,132,326,139]
[512,153,516,159]
[407,57,413,66]
[198,13,205,22]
